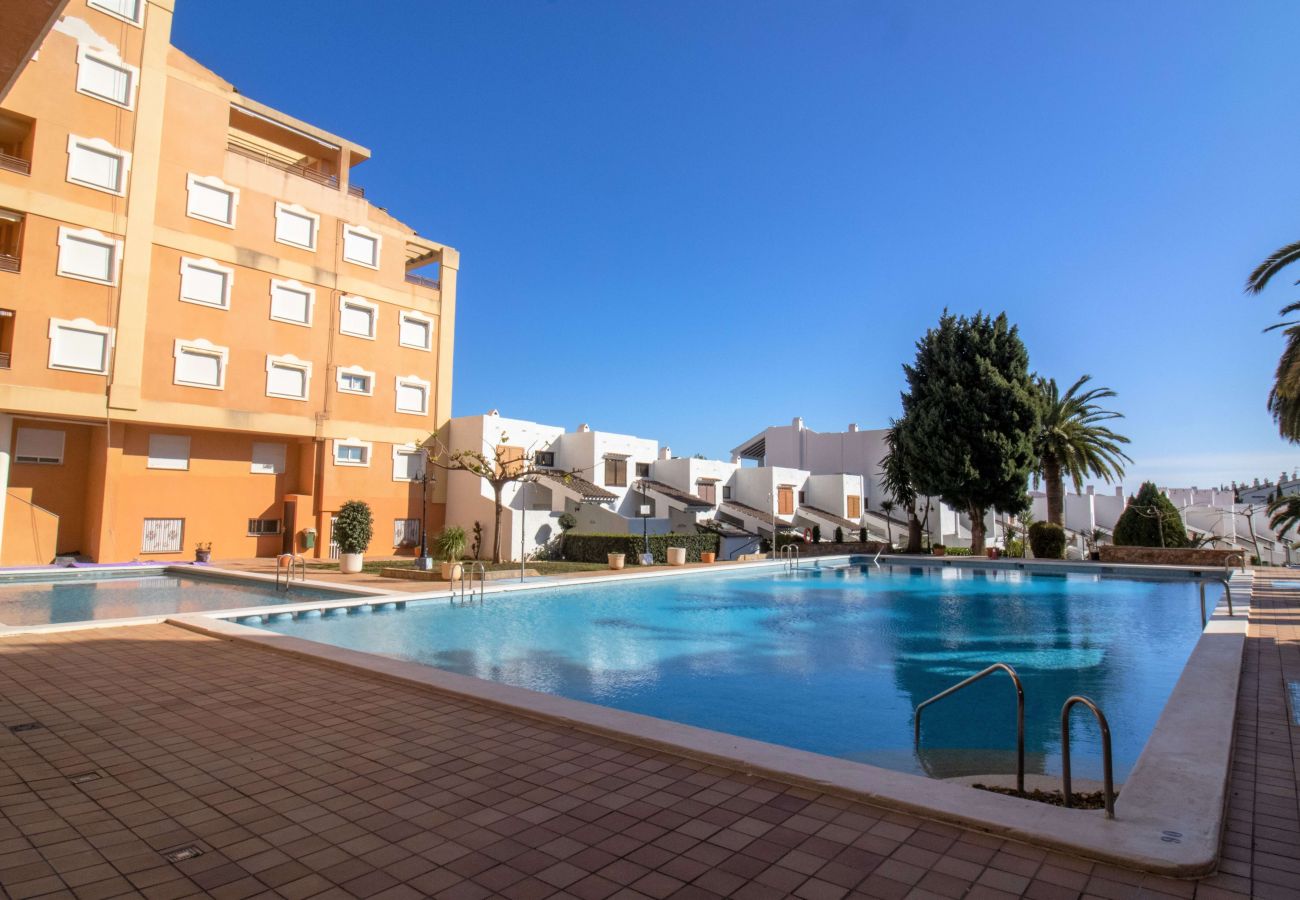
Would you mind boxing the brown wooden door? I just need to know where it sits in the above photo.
[847,495,861,519]
[777,485,794,516]
[282,500,297,554]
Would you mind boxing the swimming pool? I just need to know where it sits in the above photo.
[252,560,1208,783]
[0,569,363,625]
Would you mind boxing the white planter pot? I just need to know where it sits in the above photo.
[667,547,687,567]
[608,553,626,570]
[339,553,363,574]
[440,561,464,581]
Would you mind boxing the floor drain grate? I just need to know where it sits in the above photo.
[8,722,43,734]
[69,772,101,784]
[1288,682,1300,726]
[162,845,203,864]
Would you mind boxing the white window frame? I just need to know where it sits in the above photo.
[338,295,378,340]
[178,256,234,310]
[341,223,382,269]
[333,438,372,468]
[48,317,113,375]
[268,278,315,327]
[146,434,191,471]
[335,364,374,396]
[74,47,139,110]
[394,374,431,416]
[273,202,319,251]
[264,353,312,401]
[185,174,239,228]
[65,134,131,196]
[172,338,228,391]
[398,310,434,351]
[250,442,287,475]
[87,0,144,26]
[392,444,425,482]
[14,428,65,465]
[56,226,122,286]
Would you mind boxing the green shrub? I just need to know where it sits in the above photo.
[1113,482,1191,548]
[1027,521,1066,559]
[334,500,373,555]
[945,547,972,556]
[775,533,803,549]
[833,526,844,543]
[562,532,720,565]
[557,512,577,532]
[432,526,466,562]
[859,527,868,543]
[1005,538,1025,557]
[811,525,822,543]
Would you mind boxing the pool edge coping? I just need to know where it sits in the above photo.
[165,567,1252,877]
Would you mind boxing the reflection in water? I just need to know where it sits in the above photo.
[259,563,1203,782]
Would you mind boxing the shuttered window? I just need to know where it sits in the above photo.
[270,281,313,325]
[14,428,64,465]
[179,258,232,308]
[146,434,190,470]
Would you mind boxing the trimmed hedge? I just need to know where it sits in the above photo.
[944,547,972,556]
[1028,521,1066,559]
[563,532,720,565]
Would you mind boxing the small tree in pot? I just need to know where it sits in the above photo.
[335,500,373,573]
[433,526,468,581]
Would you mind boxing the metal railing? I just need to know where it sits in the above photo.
[915,662,1025,793]
[1224,552,1246,573]
[0,352,11,369]
[227,142,339,189]
[275,553,305,591]
[347,183,365,199]
[0,253,18,273]
[0,152,30,176]
[1060,695,1116,818]
[458,561,486,603]
[404,272,441,290]
[779,543,801,570]
[1199,578,1234,626]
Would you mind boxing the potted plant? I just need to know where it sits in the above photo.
[987,547,1001,559]
[334,500,373,574]
[700,550,716,564]
[433,526,467,581]
[194,542,211,563]
[931,544,947,557]
[666,546,687,566]
[608,552,626,570]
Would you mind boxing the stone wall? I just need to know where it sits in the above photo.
[1098,546,1246,567]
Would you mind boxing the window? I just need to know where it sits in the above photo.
[179,257,233,309]
[798,490,806,504]
[338,296,376,339]
[604,457,628,487]
[635,462,651,478]
[250,442,286,475]
[696,481,717,504]
[75,49,138,109]
[847,495,861,519]
[14,428,64,465]
[341,224,380,268]
[66,136,130,195]
[333,439,371,467]
[147,434,190,470]
[172,338,227,389]
[535,451,555,468]
[392,445,424,481]
[247,518,282,536]
[265,354,311,400]
[88,0,143,25]
[336,365,374,396]
[395,376,429,415]
[398,311,432,350]
[56,226,121,285]
[185,174,238,227]
[49,318,112,374]
[394,518,420,547]
[141,518,183,553]
[274,202,318,250]
[269,279,314,326]
[723,486,732,500]
[778,485,795,516]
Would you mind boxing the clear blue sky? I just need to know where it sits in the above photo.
[173,0,1300,490]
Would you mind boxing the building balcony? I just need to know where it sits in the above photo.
[0,253,17,274]
[0,150,29,176]
[404,272,440,290]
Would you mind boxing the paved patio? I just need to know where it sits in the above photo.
[0,573,1295,898]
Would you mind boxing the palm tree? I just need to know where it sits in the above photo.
[1268,493,1300,541]
[880,499,895,548]
[879,424,923,553]
[1033,375,1133,527]
[1246,243,1300,441]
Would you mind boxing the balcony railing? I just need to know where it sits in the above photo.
[0,152,30,176]
[0,352,11,369]
[405,272,441,290]
[347,183,365,199]
[227,141,340,190]
[0,254,18,274]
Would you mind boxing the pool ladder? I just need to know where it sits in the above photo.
[778,544,801,570]
[1199,578,1235,626]
[913,663,1116,817]
[456,561,486,604]
[275,553,305,592]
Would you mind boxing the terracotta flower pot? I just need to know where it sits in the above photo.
[700,552,716,564]
[987,548,1001,560]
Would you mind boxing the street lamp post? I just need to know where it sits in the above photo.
[638,479,652,565]
[416,472,434,570]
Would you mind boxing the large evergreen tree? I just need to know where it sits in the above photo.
[1112,482,1190,548]
[894,311,1039,553]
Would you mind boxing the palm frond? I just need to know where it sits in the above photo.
[1246,239,1300,294]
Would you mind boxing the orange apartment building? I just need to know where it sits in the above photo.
[0,0,458,565]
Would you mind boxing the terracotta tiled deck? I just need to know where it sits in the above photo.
[0,573,1296,899]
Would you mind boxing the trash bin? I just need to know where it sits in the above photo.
[301,528,316,550]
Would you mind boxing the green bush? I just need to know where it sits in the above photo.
[334,500,373,555]
[432,526,466,562]
[945,547,972,556]
[833,526,844,543]
[1113,482,1191,548]
[557,512,577,532]
[1028,521,1066,559]
[562,532,720,565]
[859,527,868,543]
[1005,538,1025,557]
[811,525,822,543]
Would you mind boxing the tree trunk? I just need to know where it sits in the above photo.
[491,484,505,564]
[968,503,987,553]
[906,513,922,553]
[885,518,893,548]
[1044,455,1065,526]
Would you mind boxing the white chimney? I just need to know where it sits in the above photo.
[1086,485,1094,496]
[487,408,499,416]
[659,446,671,460]
[577,423,590,433]
[731,453,741,464]
[793,416,804,429]
[847,423,858,433]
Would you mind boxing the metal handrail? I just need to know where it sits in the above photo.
[0,151,30,175]
[227,141,339,189]
[1224,552,1245,573]
[915,662,1024,793]
[1061,695,1116,818]
[1199,578,1234,626]
[404,272,441,290]
[459,561,486,603]
[779,543,801,570]
[275,553,305,592]
[0,253,18,273]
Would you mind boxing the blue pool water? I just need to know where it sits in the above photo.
[254,562,1207,782]
[0,571,359,625]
